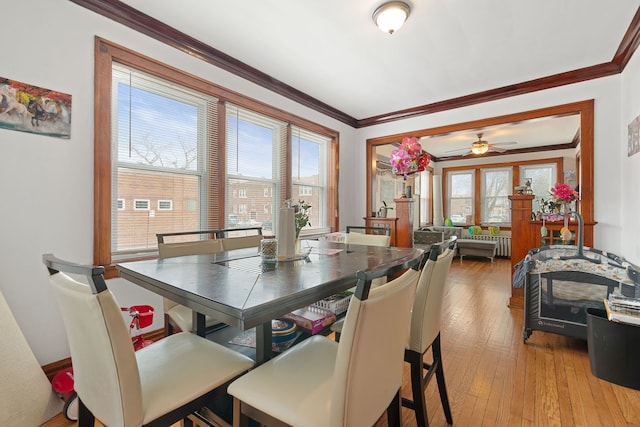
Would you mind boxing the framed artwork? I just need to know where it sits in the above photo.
[628,114,640,157]
[0,77,71,139]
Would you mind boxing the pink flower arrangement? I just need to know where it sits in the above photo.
[551,183,579,203]
[390,137,430,179]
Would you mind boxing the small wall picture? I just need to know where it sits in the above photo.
[628,114,640,157]
[0,77,71,139]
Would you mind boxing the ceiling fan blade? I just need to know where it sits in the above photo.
[443,147,470,154]
[490,146,508,153]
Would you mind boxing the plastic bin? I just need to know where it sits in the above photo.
[586,308,640,390]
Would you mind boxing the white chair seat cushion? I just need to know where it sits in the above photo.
[167,304,224,332]
[228,335,338,427]
[137,332,254,424]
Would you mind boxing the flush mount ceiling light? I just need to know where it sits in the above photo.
[373,1,411,34]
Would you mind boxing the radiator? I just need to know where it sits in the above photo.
[466,234,512,257]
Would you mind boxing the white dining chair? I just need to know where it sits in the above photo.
[344,225,392,247]
[331,225,393,339]
[43,254,254,427]
[403,236,456,427]
[228,260,420,427]
[157,234,226,335]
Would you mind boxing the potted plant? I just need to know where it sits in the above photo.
[294,200,311,238]
[378,201,393,218]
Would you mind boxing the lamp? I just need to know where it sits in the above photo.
[373,1,411,34]
[471,141,489,155]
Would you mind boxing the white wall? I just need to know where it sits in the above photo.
[620,44,640,265]
[1,0,635,366]
[0,0,356,365]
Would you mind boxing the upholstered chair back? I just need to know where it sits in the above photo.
[220,234,262,250]
[50,271,143,426]
[344,232,391,247]
[330,267,419,426]
[158,238,224,258]
[408,245,456,353]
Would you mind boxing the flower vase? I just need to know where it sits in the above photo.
[559,202,569,215]
[295,238,302,255]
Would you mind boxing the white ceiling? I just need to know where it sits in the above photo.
[119,0,639,120]
[420,114,581,158]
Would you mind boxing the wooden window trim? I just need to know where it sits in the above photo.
[94,37,339,277]
[442,157,563,227]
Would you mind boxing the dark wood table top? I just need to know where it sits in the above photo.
[117,240,423,362]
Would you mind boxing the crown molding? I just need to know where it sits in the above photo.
[70,0,639,129]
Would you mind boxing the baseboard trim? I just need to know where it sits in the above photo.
[41,328,165,380]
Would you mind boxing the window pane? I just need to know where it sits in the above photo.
[227,106,282,180]
[521,164,556,212]
[112,64,213,256]
[226,105,284,231]
[291,126,328,234]
[482,168,511,224]
[116,169,200,252]
[227,177,274,228]
[449,171,473,224]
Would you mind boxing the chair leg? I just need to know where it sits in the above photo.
[407,350,430,427]
[433,334,453,424]
[164,313,175,336]
[77,397,95,427]
[386,390,402,427]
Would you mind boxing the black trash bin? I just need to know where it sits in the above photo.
[586,307,640,390]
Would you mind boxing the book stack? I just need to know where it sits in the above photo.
[311,290,353,315]
[604,293,640,326]
[282,306,337,335]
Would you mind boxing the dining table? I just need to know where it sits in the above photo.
[117,239,423,364]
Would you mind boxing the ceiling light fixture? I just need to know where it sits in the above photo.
[471,141,489,155]
[373,1,411,34]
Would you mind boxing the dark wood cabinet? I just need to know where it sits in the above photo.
[363,217,399,246]
[364,198,414,247]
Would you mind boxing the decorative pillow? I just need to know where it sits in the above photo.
[488,225,500,236]
[468,226,482,235]
[444,217,454,227]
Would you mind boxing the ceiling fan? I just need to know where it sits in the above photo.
[445,133,517,156]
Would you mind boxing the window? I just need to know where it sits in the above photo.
[133,199,150,211]
[521,164,557,212]
[443,158,562,226]
[298,186,312,196]
[448,171,473,224]
[291,126,329,235]
[95,39,338,272]
[481,168,511,224]
[158,200,173,211]
[111,64,212,257]
[418,169,431,225]
[226,104,284,228]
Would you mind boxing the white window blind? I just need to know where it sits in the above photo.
[111,64,217,258]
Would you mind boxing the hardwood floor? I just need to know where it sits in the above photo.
[42,258,640,427]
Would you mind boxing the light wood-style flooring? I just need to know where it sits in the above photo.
[43,258,640,427]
